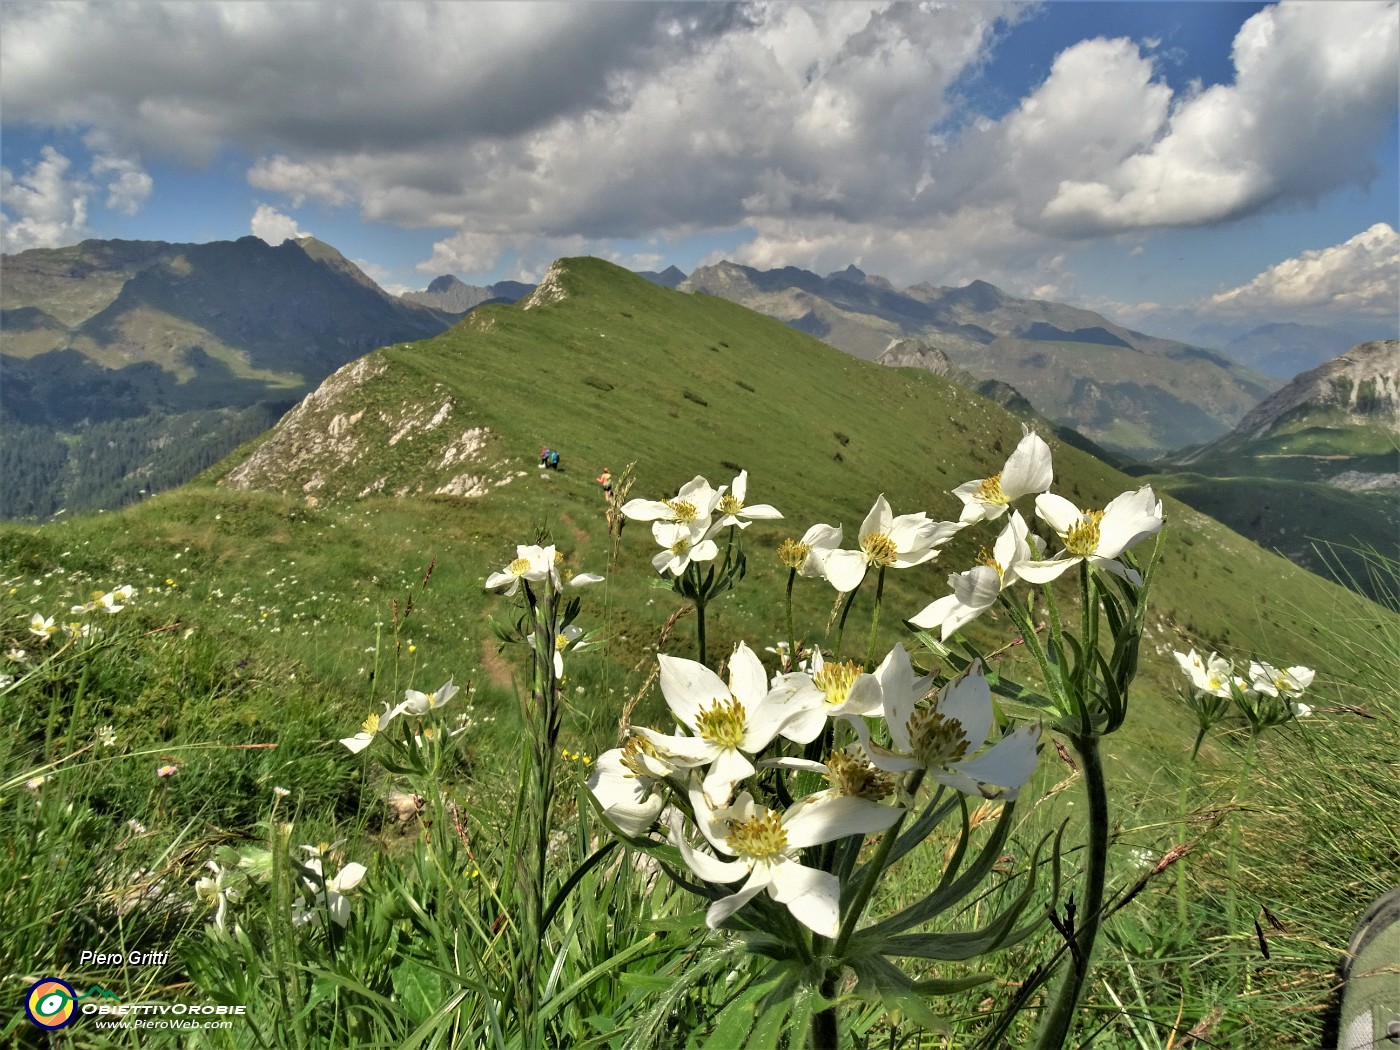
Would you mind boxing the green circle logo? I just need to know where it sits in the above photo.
[26,977,78,1029]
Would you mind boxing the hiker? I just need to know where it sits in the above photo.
[548,449,561,470]
[596,468,612,496]
[539,446,549,468]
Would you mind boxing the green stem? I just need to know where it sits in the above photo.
[863,567,886,670]
[832,768,925,959]
[812,970,840,1050]
[784,568,797,667]
[1033,733,1109,1050]
[1176,759,1194,929]
[1225,733,1260,945]
[695,595,708,668]
[829,574,865,658]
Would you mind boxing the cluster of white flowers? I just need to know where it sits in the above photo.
[339,679,460,754]
[622,470,782,574]
[588,641,1040,937]
[1174,649,1315,717]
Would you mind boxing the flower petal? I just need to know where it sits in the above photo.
[658,653,728,729]
[767,861,841,937]
[783,794,902,849]
[823,550,869,592]
[1000,431,1053,500]
[945,724,1041,799]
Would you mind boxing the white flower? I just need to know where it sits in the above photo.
[855,663,1041,800]
[1017,487,1163,586]
[1290,701,1314,718]
[778,523,843,580]
[778,643,929,745]
[24,775,46,791]
[910,511,1040,639]
[97,725,117,748]
[675,786,902,937]
[338,705,401,754]
[291,859,367,928]
[953,429,1053,525]
[273,786,291,798]
[1248,661,1315,699]
[823,496,963,592]
[484,544,558,595]
[621,475,723,525]
[650,519,719,576]
[390,679,460,720]
[0,674,13,690]
[196,860,240,931]
[28,614,58,641]
[637,642,808,805]
[95,588,130,614]
[1174,649,1241,698]
[5,648,26,662]
[710,470,782,530]
[62,621,91,639]
[586,739,671,836]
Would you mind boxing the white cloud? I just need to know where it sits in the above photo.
[0,146,91,252]
[0,1,1394,291]
[1209,223,1400,316]
[91,154,153,215]
[250,203,308,245]
[1035,2,1399,234]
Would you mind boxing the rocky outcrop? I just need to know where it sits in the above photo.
[1233,340,1399,439]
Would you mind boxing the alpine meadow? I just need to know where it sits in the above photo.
[2,258,1396,1048]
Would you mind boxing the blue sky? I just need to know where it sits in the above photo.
[2,1,1396,343]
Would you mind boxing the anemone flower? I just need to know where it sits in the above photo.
[910,512,1039,639]
[1017,486,1163,586]
[637,642,804,805]
[777,524,843,584]
[854,663,1040,800]
[586,736,673,836]
[674,786,901,937]
[650,519,719,576]
[823,496,962,592]
[621,475,723,525]
[952,428,1053,524]
[711,469,783,530]
[1248,660,1314,699]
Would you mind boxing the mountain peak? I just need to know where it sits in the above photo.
[427,274,467,294]
[827,264,867,285]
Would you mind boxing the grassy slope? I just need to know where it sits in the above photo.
[6,258,1384,761]
[3,258,1395,1045]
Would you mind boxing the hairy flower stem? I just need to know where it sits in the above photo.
[1034,732,1109,1050]
[784,568,797,666]
[863,567,886,670]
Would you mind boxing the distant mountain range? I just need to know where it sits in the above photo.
[1220,322,1372,380]
[680,261,1279,459]
[0,235,457,517]
[400,273,534,313]
[1148,340,1399,605]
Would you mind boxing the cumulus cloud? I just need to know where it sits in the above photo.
[1034,3,1399,234]
[1,146,91,252]
[91,154,154,215]
[0,1,1394,287]
[1209,223,1400,316]
[250,203,308,245]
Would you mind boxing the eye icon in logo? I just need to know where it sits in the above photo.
[26,978,78,1030]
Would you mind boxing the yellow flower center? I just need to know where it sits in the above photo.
[777,538,810,569]
[814,659,862,708]
[862,531,899,567]
[669,534,692,556]
[977,547,1005,580]
[694,697,747,749]
[620,733,659,777]
[665,499,699,524]
[1062,510,1104,557]
[361,712,381,735]
[555,633,570,649]
[907,708,970,768]
[825,750,894,800]
[717,494,742,516]
[725,810,789,859]
[509,557,531,576]
[976,473,1008,505]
